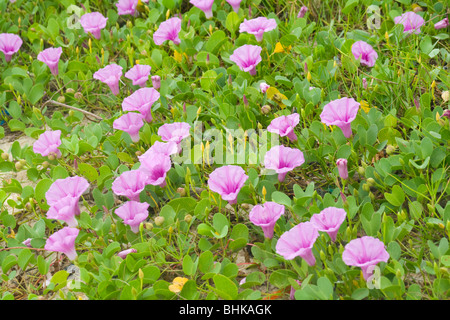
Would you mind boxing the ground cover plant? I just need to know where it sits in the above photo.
[0,0,449,301]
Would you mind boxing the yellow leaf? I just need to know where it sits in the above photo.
[360,100,371,113]
[174,50,183,62]
[273,42,292,54]
[266,87,288,108]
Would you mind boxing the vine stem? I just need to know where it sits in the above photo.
[0,246,46,252]
[43,100,103,121]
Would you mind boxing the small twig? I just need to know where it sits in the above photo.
[43,100,103,121]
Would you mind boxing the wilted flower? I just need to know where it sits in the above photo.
[226,0,242,13]
[208,165,248,205]
[80,12,108,39]
[122,87,160,122]
[229,44,262,76]
[0,33,22,62]
[112,170,149,201]
[434,17,449,30]
[267,113,299,141]
[297,6,308,18]
[139,152,172,187]
[151,75,161,90]
[239,17,277,42]
[249,202,285,239]
[153,17,182,46]
[264,145,305,182]
[289,280,302,300]
[125,64,151,87]
[260,82,270,93]
[114,201,150,233]
[342,236,390,280]
[116,0,139,16]
[310,207,347,242]
[46,196,80,227]
[275,221,319,266]
[37,47,63,76]
[117,248,137,259]
[113,112,145,142]
[190,0,214,19]
[320,97,360,138]
[351,41,378,67]
[46,176,89,207]
[44,227,79,261]
[93,63,123,95]
[336,158,348,180]
[157,122,191,152]
[33,130,62,158]
[394,11,425,34]
[22,238,32,248]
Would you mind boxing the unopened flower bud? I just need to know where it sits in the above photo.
[261,105,271,114]
[442,91,449,102]
[42,161,50,169]
[74,92,83,99]
[15,162,23,171]
[367,178,375,187]
[357,166,365,176]
[336,158,348,180]
[1,153,9,161]
[66,88,75,94]
[168,226,174,234]
[184,214,192,223]
[177,187,186,197]
[155,216,165,226]
[151,75,161,90]
[386,145,396,155]
[145,222,153,230]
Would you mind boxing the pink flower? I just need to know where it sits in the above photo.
[320,97,360,138]
[151,75,161,90]
[116,0,138,16]
[249,202,285,239]
[33,130,62,158]
[310,207,347,242]
[114,201,149,233]
[434,17,449,30]
[264,145,305,182]
[267,113,299,141]
[45,176,90,207]
[44,227,79,261]
[275,221,319,266]
[239,17,277,42]
[157,122,191,152]
[0,33,22,62]
[190,0,214,19]
[351,41,378,67]
[122,87,160,122]
[207,165,248,205]
[153,17,182,46]
[297,6,308,18]
[336,158,348,180]
[118,248,137,258]
[229,44,262,76]
[226,0,242,13]
[139,141,179,161]
[113,112,145,142]
[342,236,390,280]
[125,64,151,87]
[93,63,123,95]
[37,47,63,76]
[260,82,270,93]
[80,12,108,39]
[112,170,149,201]
[46,196,80,227]
[394,11,425,34]
[139,153,172,187]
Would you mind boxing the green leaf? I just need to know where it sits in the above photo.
[78,162,99,182]
[343,0,360,15]
[17,249,33,270]
[212,274,238,300]
[225,11,240,35]
[35,178,53,202]
[351,288,369,300]
[384,185,405,207]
